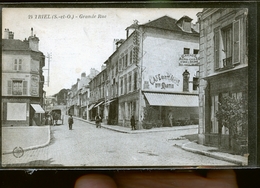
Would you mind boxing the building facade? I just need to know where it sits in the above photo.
[88,66,107,121]
[2,28,45,126]
[197,8,248,152]
[102,15,200,128]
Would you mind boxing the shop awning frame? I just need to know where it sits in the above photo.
[30,104,45,113]
[143,92,199,107]
[88,104,95,111]
[94,101,104,108]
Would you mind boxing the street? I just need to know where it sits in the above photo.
[2,117,235,167]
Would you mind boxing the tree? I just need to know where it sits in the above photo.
[216,94,248,153]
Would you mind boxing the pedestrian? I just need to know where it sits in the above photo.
[168,110,173,127]
[130,115,136,130]
[68,114,74,130]
[95,113,102,128]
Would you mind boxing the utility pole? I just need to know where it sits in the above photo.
[43,52,52,87]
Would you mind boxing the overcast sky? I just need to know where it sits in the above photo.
[3,8,202,96]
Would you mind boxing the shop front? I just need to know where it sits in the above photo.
[143,92,199,128]
[203,67,248,150]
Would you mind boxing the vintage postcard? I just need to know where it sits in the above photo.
[1,6,254,168]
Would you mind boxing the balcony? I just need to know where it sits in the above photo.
[222,57,233,69]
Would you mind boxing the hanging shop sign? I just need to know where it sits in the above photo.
[179,54,199,66]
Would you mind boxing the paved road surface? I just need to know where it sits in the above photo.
[2,118,235,167]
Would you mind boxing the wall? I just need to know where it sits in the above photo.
[142,31,199,93]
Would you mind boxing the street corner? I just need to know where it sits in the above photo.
[2,125,51,154]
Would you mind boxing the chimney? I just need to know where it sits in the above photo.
[3,28,9,39]
[81,72,86,78]
[101,65,106,71]
[9,31,14,39]
[28,28,39,51]
[113,39,120,52]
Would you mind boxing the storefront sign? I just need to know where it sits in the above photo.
[149,72,180,86]
[146,72,180,90]
[179,54,199,66]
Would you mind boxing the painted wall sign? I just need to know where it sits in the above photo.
[179,54,199,66]
[30,75,39,96]
[149,72,180,86]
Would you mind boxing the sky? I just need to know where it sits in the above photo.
[2,8,202,96]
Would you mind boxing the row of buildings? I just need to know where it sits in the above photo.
[65,8,248,152]
[67,15,201,129]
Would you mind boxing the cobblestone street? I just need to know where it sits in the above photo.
[2,118,235,167]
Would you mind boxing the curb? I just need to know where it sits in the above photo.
[181,142,245,165]
[2,126,51,155]
[74,116,198,134]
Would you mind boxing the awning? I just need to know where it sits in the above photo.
[94,101,104,108]
[88,104,95,111]
[31,104,45,113]
[143,92,198,107]
[105,99,116,105]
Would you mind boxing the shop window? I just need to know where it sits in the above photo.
[214,20,240,70]
[182,70,190,92]
[184,48,190,54]
[210,95,219,133]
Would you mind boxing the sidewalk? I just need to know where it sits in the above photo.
[75,116,248,166]
[2,126,51,155]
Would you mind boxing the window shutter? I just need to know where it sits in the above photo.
[233,20,240,64]
[7,80,12,95]
[23,81,27,95]
[214,29,220,69]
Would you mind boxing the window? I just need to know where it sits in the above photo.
[184,48,190,54]
[13,59,22,71]
[130,50,133,64]
[129,74,132,92]
[124,76,127,94]
[211,95,219,133]
[120,78,123,95]
[214,20,240,70]
[193,49,199,54]
[134,71,137,90]
[182,70,190,92]
[8,80,28,95]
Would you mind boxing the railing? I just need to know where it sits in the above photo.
[223,57,233,69]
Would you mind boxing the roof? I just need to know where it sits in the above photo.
[141,15,198,34]
[2,39,30,51]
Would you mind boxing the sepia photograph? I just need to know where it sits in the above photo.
[1,6,251,168]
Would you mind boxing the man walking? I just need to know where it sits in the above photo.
[95,113,102,128]
[68,114,74,130]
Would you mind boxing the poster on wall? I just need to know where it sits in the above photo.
[1,3,257,172]
[7,103,26,120]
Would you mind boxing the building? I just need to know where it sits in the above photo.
[67,68,99,119]
[102,15,200,128]
[88,66,107,121]
[197,8,248,152]
[2,28,45,126]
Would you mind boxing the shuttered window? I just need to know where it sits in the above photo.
[7,81,12,95]
[23,81,27,95]
[214,29,220,69]
[233,20,240,64]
